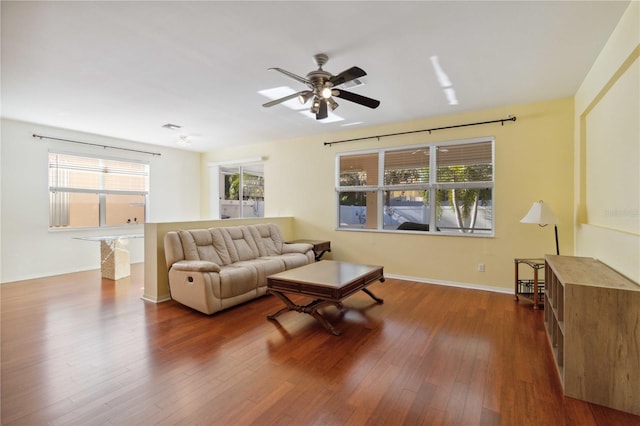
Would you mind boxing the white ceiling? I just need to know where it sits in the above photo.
[1,1,630,152]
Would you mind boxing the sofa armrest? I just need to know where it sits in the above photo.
[282,243,313,254]
[171,260,221,273]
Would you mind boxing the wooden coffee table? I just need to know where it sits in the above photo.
[266,260,384,335]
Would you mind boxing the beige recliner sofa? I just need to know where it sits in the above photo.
[164,223,314,314]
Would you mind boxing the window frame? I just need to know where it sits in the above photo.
[216,162,265,219]
[48,151,150,230]
[335,136,495,237]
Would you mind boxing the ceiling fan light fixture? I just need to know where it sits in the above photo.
[321,87,333,99]
[310,97,321,114]
[327,97,339,111]
[298,90,314,104]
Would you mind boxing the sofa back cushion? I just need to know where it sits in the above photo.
[166,223,291,270]
[220,226,259,262]
[164,231,185,269]
[250,223,284,256]
[177,229,226,265]
[209,227,232,265]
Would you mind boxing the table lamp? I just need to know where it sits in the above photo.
[520,200,559,255]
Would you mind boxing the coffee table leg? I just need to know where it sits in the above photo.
[267,305,292,320]
[267,291,344,335]
[362,288,384,304]
[311,313,341,335]
[267,291,297,319]
[300,299,343,336]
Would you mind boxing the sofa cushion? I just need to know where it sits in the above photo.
[249,223,284,256]
[260,253,310,270]
[235,257,285,287]
[164,231,185,270]
[209,227,232,265]
[221,226,260,262]
[178,229,225,265]
[217,265,258,299]
[177,230,200,261]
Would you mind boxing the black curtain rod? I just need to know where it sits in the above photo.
[323,115,517,146]
[33,134,162,156]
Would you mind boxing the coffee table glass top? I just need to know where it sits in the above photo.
[268,260,382,289]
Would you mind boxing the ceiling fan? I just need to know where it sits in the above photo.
[262,53,380,120]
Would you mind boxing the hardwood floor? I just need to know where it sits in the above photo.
[2,264,639,425]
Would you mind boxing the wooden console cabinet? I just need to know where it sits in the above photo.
[544,255,640,415]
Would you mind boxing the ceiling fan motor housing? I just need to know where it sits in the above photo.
[307,71,334,99]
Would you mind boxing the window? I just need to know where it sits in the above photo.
[48,152,149,229]
[219,164,264,219]
[337,137,494,235]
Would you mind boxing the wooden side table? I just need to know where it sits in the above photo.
[514,258,545,309]
[287,239,331,261]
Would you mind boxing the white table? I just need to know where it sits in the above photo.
[74,234,143,280]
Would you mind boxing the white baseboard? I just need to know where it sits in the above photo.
[141,294,172,304]
[384,273,513,295]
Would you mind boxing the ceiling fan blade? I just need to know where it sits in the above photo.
[329,66,367,87]
[316,100,328,120]
[334,90,380,109]
[262,91,305,108]
[268,67,311,85]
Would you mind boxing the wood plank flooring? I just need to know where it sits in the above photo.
[2,264,639,425]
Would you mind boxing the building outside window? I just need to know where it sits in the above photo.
[336,137,494,235]
[48,152,149,229]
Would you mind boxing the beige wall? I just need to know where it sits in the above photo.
[200,98,575,292]
[0,118,201,283]
[574,1,639,283]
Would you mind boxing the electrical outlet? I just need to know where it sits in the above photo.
[478,263,485,272]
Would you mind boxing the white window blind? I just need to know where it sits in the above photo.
[48,152,149,228]
[436,141,492,183]
[49,153,149,194]
[339,152,378,188]
[383,147,430,186]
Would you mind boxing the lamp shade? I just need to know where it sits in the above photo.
[520,201,558,225]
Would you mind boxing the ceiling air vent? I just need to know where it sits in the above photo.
[162,123,182,130]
